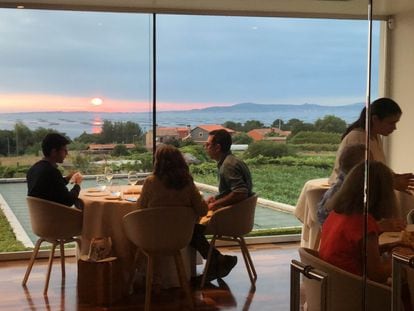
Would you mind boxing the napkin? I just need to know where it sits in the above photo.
[123,186,142,194]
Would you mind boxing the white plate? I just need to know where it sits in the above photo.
[83,192,107,197]
[124,197,138,202]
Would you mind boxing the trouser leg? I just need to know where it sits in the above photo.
[190,224,221,259]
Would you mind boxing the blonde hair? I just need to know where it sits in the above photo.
[326,161,396,220]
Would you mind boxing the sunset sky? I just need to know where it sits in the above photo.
[0,9,380,114]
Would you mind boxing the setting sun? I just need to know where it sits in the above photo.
[91,97,103,106]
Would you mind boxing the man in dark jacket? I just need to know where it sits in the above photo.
[27,133,83,209]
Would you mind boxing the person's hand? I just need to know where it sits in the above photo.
[394,173,414,195]
[70,172,83,185]
[208,202,216,211]
[378,218,406,232]
[206,196,216,204]
[65,171,76,182]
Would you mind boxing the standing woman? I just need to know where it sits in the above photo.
[329,97,413,194]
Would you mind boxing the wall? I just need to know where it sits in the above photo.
[386,10,414,173]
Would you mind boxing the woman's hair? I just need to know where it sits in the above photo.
[338,144,366,174]
[153,144,193,190]
[341,97,402,140]
[326,161,396,220]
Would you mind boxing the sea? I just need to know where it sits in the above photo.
[0,104,363,139]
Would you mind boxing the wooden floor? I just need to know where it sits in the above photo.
[0,242,300,311]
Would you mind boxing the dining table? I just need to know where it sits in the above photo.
[79,184,195,296]
[79,184,141,296]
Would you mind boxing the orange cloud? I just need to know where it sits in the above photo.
[0,93,231,113]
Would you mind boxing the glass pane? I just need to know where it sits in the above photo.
[156,14,380,235]
[0,8,153,253]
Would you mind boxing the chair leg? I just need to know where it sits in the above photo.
[44,242,57,295]
[145,255,153,311]
[59,240,65,279]
[22,238,44,286]
[174,251,194,309]
[201,235,217,288]
[238,237,257,285]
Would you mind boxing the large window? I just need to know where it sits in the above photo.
[0,9,380,253]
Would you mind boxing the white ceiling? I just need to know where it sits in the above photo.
[0,0,413,19]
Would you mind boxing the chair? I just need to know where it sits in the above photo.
[406,208,414,224]
[22,196,83,295]
[201,194,258,288]
[297,247,391,311]
[123,207,196,311]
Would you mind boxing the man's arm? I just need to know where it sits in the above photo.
[208,191,248,211]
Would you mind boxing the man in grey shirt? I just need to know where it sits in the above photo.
[191,129,253,283]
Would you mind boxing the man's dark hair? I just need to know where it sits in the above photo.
[41,133,70,157]
[209,129,232,153]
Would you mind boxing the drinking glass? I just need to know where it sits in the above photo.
[127,171,139,186]
[96,175,107,191]
[104,167,114,185]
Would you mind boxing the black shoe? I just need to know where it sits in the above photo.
[217,255,237,279]
[200,255,238,283]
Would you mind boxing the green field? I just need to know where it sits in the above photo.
[0,158,333,252]
[193,163,331,206]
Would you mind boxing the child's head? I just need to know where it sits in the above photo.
[339,144,366,174]
[328,161,396,220]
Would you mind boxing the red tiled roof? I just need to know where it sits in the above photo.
[156,127,190,138]
[247,128,291,141]
[195,124,235,133]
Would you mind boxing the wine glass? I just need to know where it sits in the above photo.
[104,167,114,185]
[96,175,107,192]
[127,171,138,186]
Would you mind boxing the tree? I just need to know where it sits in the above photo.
[0,130,13,156]
[111,144,129,156]
[284,118,303,131]
[14,122,33,155]
[285,119,315,135]
[74,132,102,144]
[223,121,243,131]
[246,141,294,158]
[315,115,347,133]
[243,120,264,132]
[100,120,143,144]
[101,120,115,143]
[232,132,253,144]
[271,119,285,130]
[32,127,62,142]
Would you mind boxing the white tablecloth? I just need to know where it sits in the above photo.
[294,178,330,249]
[80,186,139,295]
[79,185,194,294]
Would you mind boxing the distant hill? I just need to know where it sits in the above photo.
[189,102,364,113]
